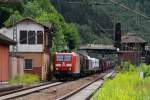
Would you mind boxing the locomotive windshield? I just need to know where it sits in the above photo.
[64,55,72,61]
[56,54,72,61]
[56,55,63,61]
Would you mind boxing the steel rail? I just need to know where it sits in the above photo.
[57,70,115,100]
[0,82,63,100]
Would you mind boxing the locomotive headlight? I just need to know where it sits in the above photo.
[56,64,61,67]
[56,68,59,70]
[66,64,72,67]
[68,68,71,70]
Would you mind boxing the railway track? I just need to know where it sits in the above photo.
[0,82,55,96]
[0,70,115,100]
[0,82,63,100]
[57,70,115,100]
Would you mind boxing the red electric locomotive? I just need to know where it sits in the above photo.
[53,52,80,80]
[53,52,111,80]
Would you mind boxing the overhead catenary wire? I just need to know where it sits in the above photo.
[68,1,112,5]
[109,0,149,19]
[68,0,147,65]
[68,0,149,42]
[68,1,114,45]
[68,0,149,19]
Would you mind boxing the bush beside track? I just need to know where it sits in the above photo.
[9,74,40,85]
[91,63,150,100]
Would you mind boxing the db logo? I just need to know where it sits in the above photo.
[62,62,65,66]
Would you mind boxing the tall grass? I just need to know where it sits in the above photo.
[9,74,40,85]
[92,63,150,100]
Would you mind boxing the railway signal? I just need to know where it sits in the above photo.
[114,23,121,48]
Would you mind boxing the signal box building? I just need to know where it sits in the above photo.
[1,18,53,80]
[0,33,16,82]
[118,33,146,66]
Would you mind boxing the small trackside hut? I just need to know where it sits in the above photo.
[114,23,146,66]
[119,33,146,66]
[0,18,53,80]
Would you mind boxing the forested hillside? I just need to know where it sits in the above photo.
[0,0,80,51]
[1,0,150,48]
[50,0,150,44]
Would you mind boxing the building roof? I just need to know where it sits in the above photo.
[80,44,115,50]
[7,17,53,29]
[121,33,146,44]
[0,33,16,45]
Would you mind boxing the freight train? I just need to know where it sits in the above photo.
[53,52,111,80]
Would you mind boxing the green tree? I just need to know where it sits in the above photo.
[4,11,23,26]
[0,2,23,27]
[64,23,80,50]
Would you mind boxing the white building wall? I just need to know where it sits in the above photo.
[1,23,45,52]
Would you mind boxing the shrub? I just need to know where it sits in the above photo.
[123,61,130,71]
[9,74,40,85]
[123,61,136,72]
[114,65,122,72]
[139,63,150,78]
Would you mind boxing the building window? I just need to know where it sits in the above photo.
[25,59,32,70]
[20,30,27,44]
[28,31,36,44]
[37,31,43,44]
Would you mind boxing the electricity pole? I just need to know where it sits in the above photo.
[12,16,18,56]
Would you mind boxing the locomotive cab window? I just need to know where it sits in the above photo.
[64,55,72,61]
[56,55,63,61]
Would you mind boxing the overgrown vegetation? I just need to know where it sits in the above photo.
[9,74,40,85]
[92,63,150,100]
[139,63,150,78]
[122,61,136,72]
